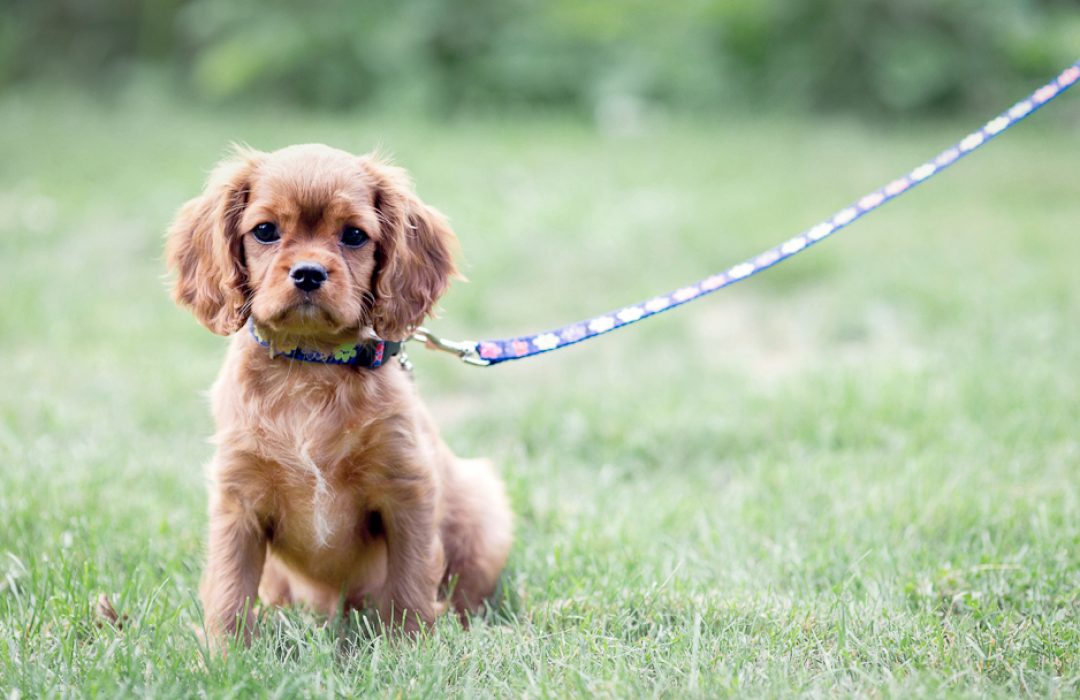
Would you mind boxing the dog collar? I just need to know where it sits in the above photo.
[248,320,401,369]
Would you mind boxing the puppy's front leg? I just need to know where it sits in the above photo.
[200,488,266,647]
[375,486,445,633]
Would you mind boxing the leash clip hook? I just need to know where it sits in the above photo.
[409,327,491,366]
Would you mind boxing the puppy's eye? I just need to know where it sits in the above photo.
[341,225,369,248]
[252,222,280,244]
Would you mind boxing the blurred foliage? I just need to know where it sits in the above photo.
[1,0,1078,117]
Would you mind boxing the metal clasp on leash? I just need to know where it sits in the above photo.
[409,327,491,366]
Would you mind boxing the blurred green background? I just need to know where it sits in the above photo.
[4,0,1079,117]
[3,3,1080,697]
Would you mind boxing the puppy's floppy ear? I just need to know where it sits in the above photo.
[364,157,460,342]
[166,147,264,335]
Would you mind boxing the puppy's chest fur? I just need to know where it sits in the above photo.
[212,340,426,573]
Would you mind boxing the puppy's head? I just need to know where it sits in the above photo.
[166,144,458,341]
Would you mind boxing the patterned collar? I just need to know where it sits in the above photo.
[248,320,402,369]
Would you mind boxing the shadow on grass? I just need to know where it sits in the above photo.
[226,566,527,665]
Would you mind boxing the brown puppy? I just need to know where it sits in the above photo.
[166,144,512,642]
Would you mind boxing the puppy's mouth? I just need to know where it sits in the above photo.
[261,297,344,334]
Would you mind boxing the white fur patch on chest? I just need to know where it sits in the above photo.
[291,440,336,548]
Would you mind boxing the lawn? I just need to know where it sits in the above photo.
[1,89,1078,698]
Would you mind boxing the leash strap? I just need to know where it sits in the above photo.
[413,60,1080,366]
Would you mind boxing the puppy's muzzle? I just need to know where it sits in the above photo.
[290,262,327,292]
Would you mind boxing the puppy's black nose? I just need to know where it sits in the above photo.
[290,262,327,292]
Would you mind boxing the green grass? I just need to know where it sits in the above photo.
[1,89,1079,698]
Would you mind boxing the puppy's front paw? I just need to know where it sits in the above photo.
[200,605,258,655]
[377,598,443,636]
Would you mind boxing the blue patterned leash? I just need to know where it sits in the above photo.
[411,60,1080,367]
